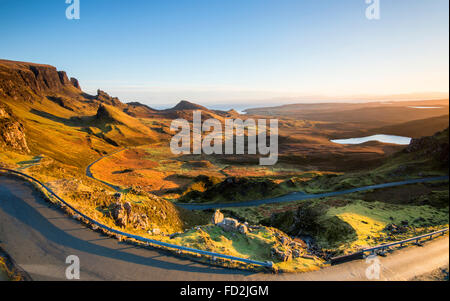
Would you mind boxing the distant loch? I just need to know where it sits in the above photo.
[331,134,412,145]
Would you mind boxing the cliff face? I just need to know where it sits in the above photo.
[0,59,80,101]
[95,89,125,108]
[0,102,30,153]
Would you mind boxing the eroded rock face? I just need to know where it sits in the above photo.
[70,77,81,90]
[95,90,124,108]
[110,201,151,230]
[111,202,127,227]
[0,102,30,153]
[0,60,81,100]
[58,71,71,85]
[211,210,224,225]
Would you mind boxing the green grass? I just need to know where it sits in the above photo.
[320,200,449,252]
[160,224,325,273]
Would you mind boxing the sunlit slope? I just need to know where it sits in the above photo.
[92,103,160,146]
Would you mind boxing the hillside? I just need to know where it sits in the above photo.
[367,115,449,138]
[0,59,163,167]
[0,59,209,240]
[245,100,450,129]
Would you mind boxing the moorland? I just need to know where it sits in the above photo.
[0,59,448,272]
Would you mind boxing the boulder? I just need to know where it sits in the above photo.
[218,218,240,232]
[111,202,127,227]
[238,224,248,234]
[211,210,224,225]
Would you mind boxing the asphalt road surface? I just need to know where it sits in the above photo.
[0,175,448,281]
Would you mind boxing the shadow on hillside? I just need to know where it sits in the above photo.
[30,108,93,127]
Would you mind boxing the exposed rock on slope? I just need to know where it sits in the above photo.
[405,127,449,165]
[95,89,125,108]
[0,102,30,153]
[0,59,80,101]
[70,77,81,90]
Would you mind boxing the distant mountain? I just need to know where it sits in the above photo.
[167,100,209,112]
[245,100,449,128]
[160,100,232,121]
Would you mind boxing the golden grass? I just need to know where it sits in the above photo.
[160,224,326,273]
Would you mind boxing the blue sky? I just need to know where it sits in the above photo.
[0,0,448,108]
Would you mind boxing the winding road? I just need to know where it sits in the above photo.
[0,175,448,281]
[178,176,450,210]
[84,149,449,209]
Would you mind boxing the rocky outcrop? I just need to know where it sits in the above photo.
[58,71,71,86]
[70,77,81,90]
[0,102,30,153]
[211,210,224,225]
[271,246,292,262]
[95,90,125,108]
[110,202,150,230]
[270,233,309,262]
[406,136,440,153]
[95,104,117,124]
[405,129,449,165]
[0,59,81,100]
[217,218,240,232]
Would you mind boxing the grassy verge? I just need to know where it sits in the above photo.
[0,247,30,281]
[159,224,325,273]
[322,199,449,253]
[261,196,448,256]
[0,258,10,281]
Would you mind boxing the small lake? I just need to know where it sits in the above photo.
[408,106,443,109]
[331,134,412,145]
